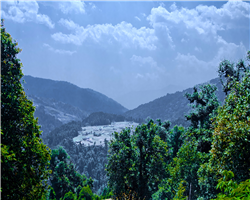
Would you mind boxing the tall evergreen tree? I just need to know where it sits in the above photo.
[1,19,51,199]
[49,146,94,200]
[106,120,169,200]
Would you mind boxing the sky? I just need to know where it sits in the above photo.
[1,0,249,110]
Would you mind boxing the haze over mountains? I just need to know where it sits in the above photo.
[22,75,128,134]
[22,75,225,135]
[23,75,128,114]
[125,77,225,125]
[114,84,184,110]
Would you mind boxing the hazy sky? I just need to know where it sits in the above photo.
[1,1,249,109]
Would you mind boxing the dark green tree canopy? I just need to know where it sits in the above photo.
[185,84,220,130]
[49,146,94,200]
[1,19,51,199]
[218,57,249,95]
[106,119,169,200]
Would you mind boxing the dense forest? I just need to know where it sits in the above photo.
[1,19,250,200]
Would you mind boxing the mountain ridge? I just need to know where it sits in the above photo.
[124,77,225,125]
[22,75,128,135]
[23,75,128,114]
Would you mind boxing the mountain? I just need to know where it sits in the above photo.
[27,94,88,135]
[22,75,128,134]
[114,84,184,110]
[124,77,225,126]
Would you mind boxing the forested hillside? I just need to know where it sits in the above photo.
[107,53,250,199]
[41,112,142,194]
[2,19,250,200]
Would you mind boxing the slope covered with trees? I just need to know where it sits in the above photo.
[107,51,250,200]
[2,17,250,200]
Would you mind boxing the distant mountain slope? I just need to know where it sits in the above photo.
[124,77,225,125]
[27,94,88,135]
[81,112,143,126]
[23,75,128,114]
[22,75,128,135]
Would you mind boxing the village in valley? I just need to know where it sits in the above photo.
[73,122,139,146]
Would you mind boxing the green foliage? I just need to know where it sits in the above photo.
[173,180,188,200]
[153,83,220,200]
[106,119,169,200]
[49,146,92,200]
[198,54,250,199]
[185,84,219,130]
[166,135,209,199]
[218,59,248,95]
[209,71,250,181]
[63,191,77,200]
[100,186,113,199]
[49,186,57,200]
[1,19,51,199]
[212,170,250,200]
[78,185,93,200]
[168,125,185,158]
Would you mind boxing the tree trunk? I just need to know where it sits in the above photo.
[189,182,192,200]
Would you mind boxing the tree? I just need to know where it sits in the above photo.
[209,71,250,182]
[106,119,169,200]
[168,125,185,159]
[198,53,250,199]
[153,84,220,200]
[212,170,250,200]
[49,146,94,200]
[106,127,137,199]
[185,84,219,130]
[1,20,51,199]
[218,59,248,95]
[78,185,94,200]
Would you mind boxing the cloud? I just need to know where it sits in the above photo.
[174,37,247,86]
[133,72,159,82]
[170,3,177,11]
[43,43,76,55]
[148,1,249,37]
[175,53,211,73]
[214,36,247,63]
[135,73,144,79]
[89,2,96,10]
[135,16,141,21]
[109,66,121,75]
[194,47,201,52]
[52,19,158,50]
[58,18,80,31]
[1,1,54,28]
[130,55,157,68]
[58,1,85,14]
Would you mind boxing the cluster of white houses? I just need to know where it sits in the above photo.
[73,121,139,146]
